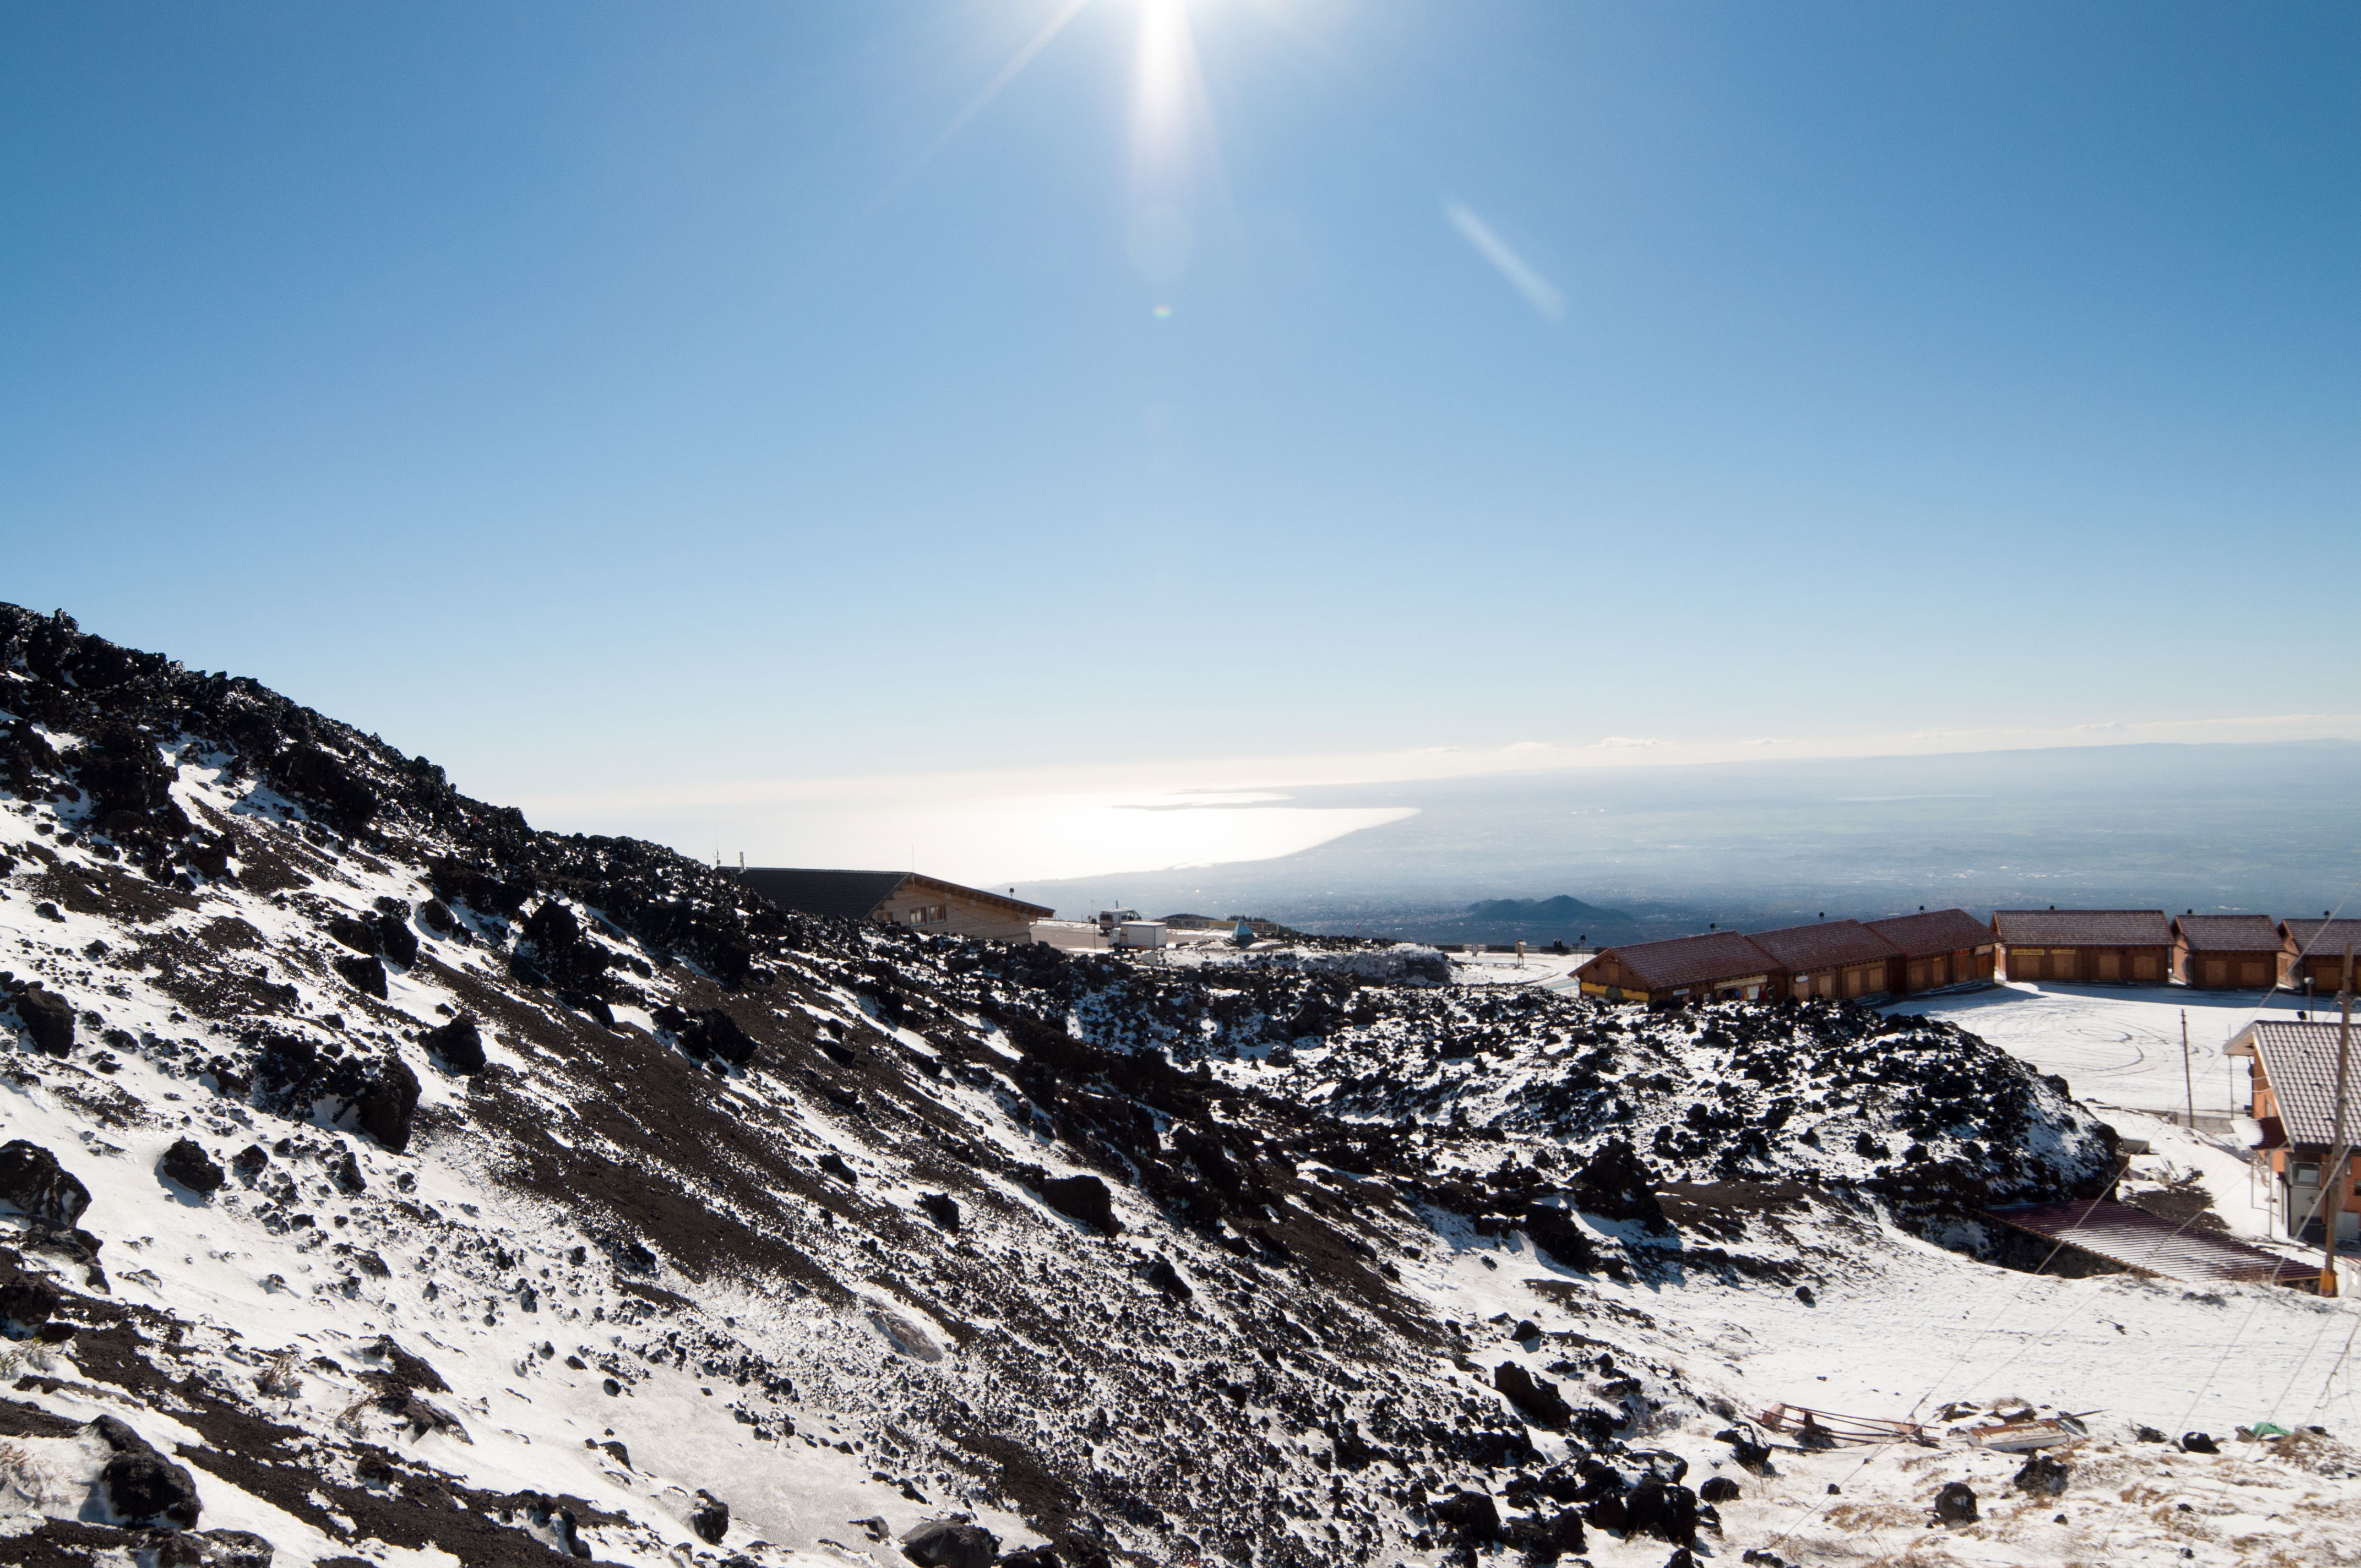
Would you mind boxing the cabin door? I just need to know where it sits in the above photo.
[2097,951,2120,982]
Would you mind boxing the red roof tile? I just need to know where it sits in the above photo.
[1746,920,1903,973]
[1865,908,1996,959]
[2173,914,2285,955]
[1581,930,1777,991]
[1991,910,2172,947]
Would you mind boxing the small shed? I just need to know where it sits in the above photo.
[2173,914,2288,990]
[1865,908,1999,994]
[737,867,1052,943]
[1576,931,1777,1004]
[1747,921,1903,1003]
[1991,910,2172,986]
[2227,1020,2361,1246]
[2280,918,2361,997]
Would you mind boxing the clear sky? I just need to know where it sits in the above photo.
[4,2,2357,879]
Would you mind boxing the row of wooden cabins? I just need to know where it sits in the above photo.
[1576,910,2361,1005]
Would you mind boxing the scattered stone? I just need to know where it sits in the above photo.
[900,1518,999,1568]
[333,952,388,999]
[1039,1173,1119,1233]
[232,1145,270,1177]
[1143,1254,1192,1300]
[333,1152,367,1195]
[2013,1452,2071,1495]
[1493,1361,1573,1429]
[2181,1431,2219,1454]
[690,1489,730,1545]
[159,1137,225,1196]
[0,1139,92,1224]
[1429,1490,1502,1546]
[12,986,75,1057]
[1699,1476,1741,1503]
[423,1014,486,1075]
[99,1447,203,1529]
[917,1191,960,1231]
[817,1152,856,1183]
[357,1055,420,1153]
[1933,1481,1978,1524]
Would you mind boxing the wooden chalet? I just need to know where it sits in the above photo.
[2227,1020,2360,1248]
[1747,920,1903,1003]
[737,867,1051,943]
[2280,918,2361,997]
[1865,908,1999,994]
[2172,914,2288,990]
[1575,930,1777,1004]
[1991,909,2172,986]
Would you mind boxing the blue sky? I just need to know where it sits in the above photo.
[4,2,2357,876]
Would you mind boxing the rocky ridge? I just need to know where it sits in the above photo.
[0,604,2254,1568]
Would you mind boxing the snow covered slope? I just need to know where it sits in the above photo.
[0,602,2355,1568]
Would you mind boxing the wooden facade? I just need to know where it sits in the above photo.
[2172,914,2289,990]
[2229,1021,2361,1247]
[1749,921,1904,1003]
[1865,908,1999,995]
[737,867,1052,943]
[1992,910,2172,986]
[2281,918,2361,997]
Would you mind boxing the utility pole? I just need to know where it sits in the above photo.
[2182,1010,2195,1131]
[2319,945,2354,1298]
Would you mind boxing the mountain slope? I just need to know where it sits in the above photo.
[0,603,2353,1568]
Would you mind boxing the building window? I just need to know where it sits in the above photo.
[2293,1162,2321,1187]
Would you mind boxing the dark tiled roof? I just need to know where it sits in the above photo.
[1991,910,2172,947]
[1583,931,1776,990]
[736,868,910,921]
[2281,919,2361,971]
[902,873,1054,919]
[2233,1022,2360,1147]
[1747,919,1902,973]
[1865,908,1996,959]
[2173,914,2285,955]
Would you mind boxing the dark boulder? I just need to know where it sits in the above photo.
[332,1152,367,1194]
[0,1140,90,1225]
[333,953,388,999]
[1933,1481,1978,1524]
[373,910,418,967]
[682,1009,757,1066]
[917,1192,960,1231]
[159,1138,225,1196]
[186,1529,276,1566]
[2180,1431,2219,1454]
[1494,1361,1573,1429]
[521,901,609,992]
[1574,1137,1669,1231]
[817,1152,857,1183]
[1699,1476,1742,1504]
[268,744,377,834]
[324,913,377,955]
[1524,1203,1601,1271]
[423,1014,486,1075]
[232,1145,270,1177]
[357,1055,420,1153]
[689,1489,728,1545]
[899,1518,999,1568]
[0,1251,62,1329]
[1039,1173,1119,1233]
[12,987,75,1058]
[1626,1477,1699,1547]
[1143,1254,1192,1300]
[100,1448,203,1528]
[417,897,456,935]
[1429,1490,1502,1546]
[2012,1452,2070,1495]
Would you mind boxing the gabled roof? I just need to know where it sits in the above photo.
[1865,908,1996,959]
[737,868,910,920]
[1991,909,2173,947]
[901,873,1053,919]
[2281,919,2361,973]
[1747,919,1903,973]
[1582,930,1776,990]
[2230,1021,2360,1147]
[2173,914,2285,955]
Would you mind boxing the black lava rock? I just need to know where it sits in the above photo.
[424,1013,486,1075]
[1040,1173,1119,1233]
[1429,1490,1502,1546]
[334,952,388,999]
[159,1137,225,1195]
[232,1144,270,1177]
[1933,1481,1978,1523]
[357,1055,420,1153]
[12,986,75,1057]
[1574,1136,1669,1231]
[682,1008,757,1067]
[1143,1253,1192,1300]
[2013,1452,2071,1496]
[2180,1431,2219,1454]
[0,1139,91,1224]
[917,1192,961,1232]
[1699,1476,1741,1503]
[100,1448,203,1528]
[900,1518,999,1568]
[689,1488,729,1545]
[817,1152,857,1183]
[1494,1361,1573,1429]
[333,1152,368,1194]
